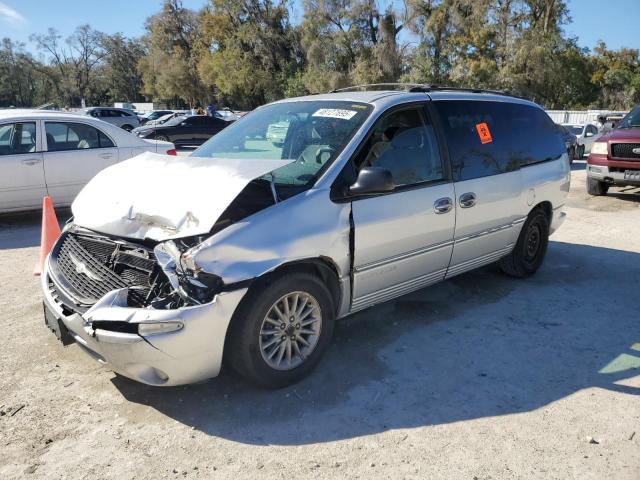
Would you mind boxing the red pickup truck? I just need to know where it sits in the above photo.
[587,106,640,195]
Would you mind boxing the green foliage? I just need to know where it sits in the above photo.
[197,0,300,109]
[138,0,206,107]
[0,38,51,107]
[299,0,404,91]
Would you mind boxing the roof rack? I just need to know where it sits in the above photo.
[330,83,424,93]
[329,83,525,100]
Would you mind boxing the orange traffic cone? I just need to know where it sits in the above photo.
[34,196,62,276]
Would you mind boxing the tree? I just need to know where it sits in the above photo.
[591,41,640,109]
[300,0,406,92]
[30,25,106,106]
[404,0,455,85]
[138,0,205,107]
[0,38,50,107]
[197,0,301,109]
[100,33,146,103]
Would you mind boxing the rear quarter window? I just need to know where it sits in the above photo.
[433,100,565,181]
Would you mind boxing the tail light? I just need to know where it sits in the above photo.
[166,149,177,156]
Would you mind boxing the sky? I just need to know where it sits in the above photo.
[0,0,638,55]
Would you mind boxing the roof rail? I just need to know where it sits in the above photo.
[330,83,424,93]
[408,84,521,98]
[329,83,526,100]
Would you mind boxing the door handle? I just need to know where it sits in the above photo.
[459,192,477,208]
[21,158,41,166]
[99,153,114,159]
[434,197,453,214]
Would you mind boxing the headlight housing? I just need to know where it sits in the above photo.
[591,142,608,155]
[154,241,223,306]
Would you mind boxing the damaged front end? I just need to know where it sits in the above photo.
[153,239,224,308]
[47,226,218,312]
[43,225,249,386]
[41,152,333,385]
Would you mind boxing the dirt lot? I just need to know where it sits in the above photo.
[1,160,639,479]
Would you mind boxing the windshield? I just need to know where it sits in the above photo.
[564,125,583,135]
[618,107,640,129]
[191,101,372,186]
[163,115,189,127]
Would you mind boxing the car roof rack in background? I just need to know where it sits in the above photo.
[330,83,527,100]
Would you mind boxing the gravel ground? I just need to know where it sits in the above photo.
[1,160,639,479]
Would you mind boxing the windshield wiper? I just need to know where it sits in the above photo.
[269,173,280,204]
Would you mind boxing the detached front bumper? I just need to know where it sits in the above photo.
[42,256,247,386]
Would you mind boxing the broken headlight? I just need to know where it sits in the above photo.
[153,240,222,306]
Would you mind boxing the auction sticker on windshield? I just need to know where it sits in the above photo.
[312,108,358,120]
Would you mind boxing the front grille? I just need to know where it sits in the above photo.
[611,143,640,160]
[50,231,156,307]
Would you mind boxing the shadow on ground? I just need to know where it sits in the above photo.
[113,241,640,445]
[0,209,70,250]
[570,159,586,171]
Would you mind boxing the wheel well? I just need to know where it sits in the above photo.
[532,201,552,225]
[222,258,343,365]
[240,259,342,316]
[264,258,342,314]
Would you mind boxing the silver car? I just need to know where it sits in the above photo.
[82,107,140,131]
[41,86,570,387]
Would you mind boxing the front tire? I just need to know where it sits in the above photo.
[587,177,609,196]
[225,271,335,388]
[122,124,133,132]
[498,209,549,278]
[155,134,170,142]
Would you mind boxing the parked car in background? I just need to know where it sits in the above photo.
[562,123,601,157]
[131,114,233,146]
[81,107,140,131]
[145,111,189,127]
[41,86,569,388]
[138,110,174,126]
[265,118,290,146]
[557,124,579,162]
[0,111,175,213]
[587,105,640,195]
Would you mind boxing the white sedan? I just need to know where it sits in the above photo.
[561,123,601,158]
[0,111,176,213]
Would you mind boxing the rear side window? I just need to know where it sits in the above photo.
[0,122,36,155]
[433,100,564,181]
[45,122,115,151]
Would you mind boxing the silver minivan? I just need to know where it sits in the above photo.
[42,86,570,387]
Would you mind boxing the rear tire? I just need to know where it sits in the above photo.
[122,124,133,132]
[498,209,549,278]
[587,177,609,196]
[225,271,335,388]
[578,145,585,158]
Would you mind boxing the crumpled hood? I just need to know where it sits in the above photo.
[72,152,292,241]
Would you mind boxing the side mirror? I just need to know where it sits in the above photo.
[585,131,594,137]
[348,167,395,196]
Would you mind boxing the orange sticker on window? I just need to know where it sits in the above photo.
[475,122,493,144]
